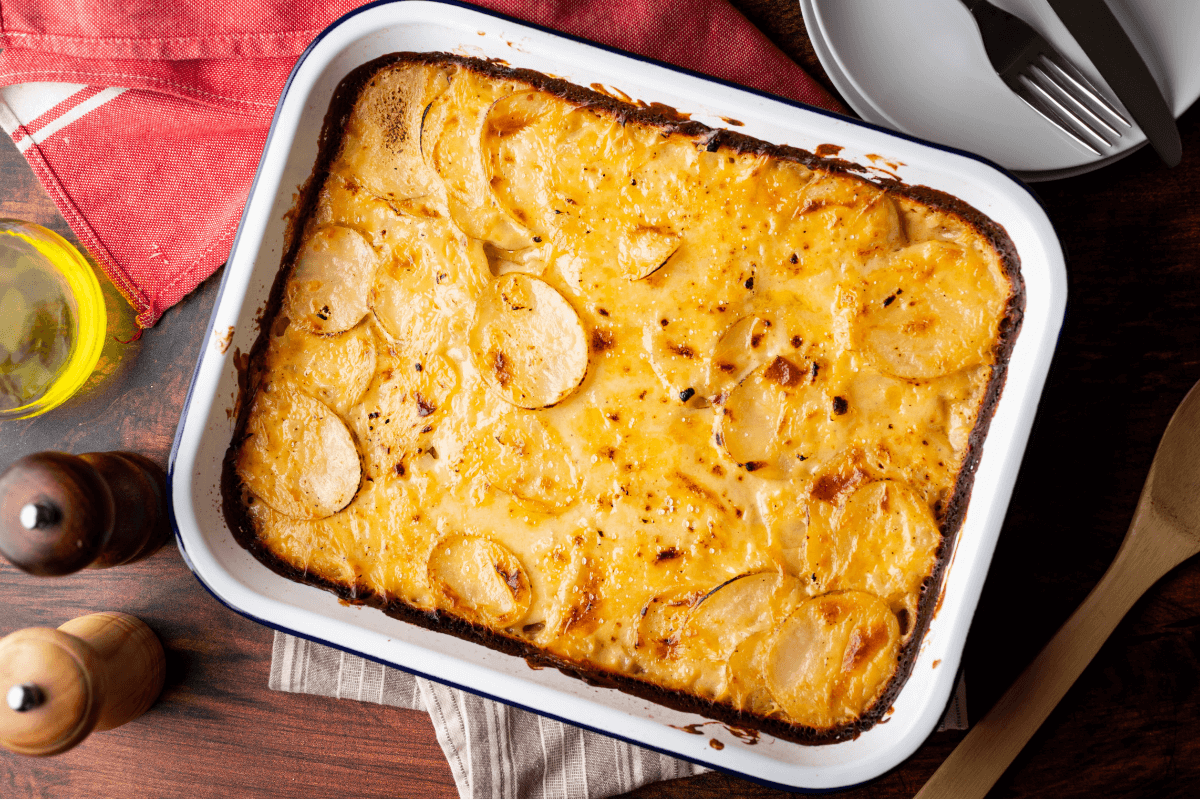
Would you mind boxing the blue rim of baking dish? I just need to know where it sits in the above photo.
[168,0,1065,791]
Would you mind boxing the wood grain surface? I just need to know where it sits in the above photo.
[2,2,1200,796]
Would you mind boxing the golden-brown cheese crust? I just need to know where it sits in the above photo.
[222,52,1025,745]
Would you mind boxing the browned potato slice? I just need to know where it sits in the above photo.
[370,251,444,358]
[726,630,784,718]
[264,319,377,416]
[618,226,681,280]
[419,74,484,205]
[421,70,514,205]
[645,303,729,399]
[349,352,457,480]
[428,534,531,628]
[370,219,489,356]
[519,531,606,646]
[465,411,581,512]
[858,240,1008,379]
[285,225,379,334]
[625,138,701,231]
[785,174,904,262]
[551,106,640,208]
[236,387,361,520]
[549,553,604,638]
[633,588,705,662]
[481,89,563,238]
[719,358,816,476]
[682,572,803,659]
[546,107,660,281]
[447,194,534,251]
[765,590,900,729]
[335,64,449,201]
[807,480,940,634]
[470,273,588,408]
[710,315,775,393]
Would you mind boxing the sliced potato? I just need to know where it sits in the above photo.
[644,313,724,400]
[428,534,531,628]
[522,531,607,643]
[371,220,489,355]
[550,554,604,638]
[420,76,538,249]
[483,241,548,277]
[470,273,588,408]
[545,107,659,281]
[349,352,458,480]
[285,225,378,334]
[786,175,904,262]
[370,248,444,356]
[618,226,681,280]
[236,387,361,520]
[633,588,705,661]
[311,173,427,237]
[481,90,562,237]
[625,138,701,230]
[718,363,798,475]
[710,315,775,392]
[857,240,1008,379]
[419,74,484,205]
[466,411,581,512]
[448,194,535,251]
[335,64,449,200]
[550,106,640,208]
[807,480,940,632]
[726,630,784,718]
[265,319,376,415]
[421,70,514,206]
[680,571,803,698]
[764,590,900,729]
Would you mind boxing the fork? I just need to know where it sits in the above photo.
[957,0,1131,156]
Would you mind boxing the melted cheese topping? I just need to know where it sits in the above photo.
[234,59,1015,734]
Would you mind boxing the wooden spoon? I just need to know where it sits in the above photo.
[917,379,1200,798]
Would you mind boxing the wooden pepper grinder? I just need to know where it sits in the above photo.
[0,612,166,756]
[0,451,170,576]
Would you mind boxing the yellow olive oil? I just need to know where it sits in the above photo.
[0,220,106,419]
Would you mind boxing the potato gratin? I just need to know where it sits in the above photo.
[224,53,1023,743]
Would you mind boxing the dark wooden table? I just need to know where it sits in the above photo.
[3,2,1199,796]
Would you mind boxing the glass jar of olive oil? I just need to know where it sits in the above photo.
[0,220,106,420]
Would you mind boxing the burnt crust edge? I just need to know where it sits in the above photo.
[221,51,1027,747]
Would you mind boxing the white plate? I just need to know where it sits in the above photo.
[802,0,1200,180]
[169,0,1066,789]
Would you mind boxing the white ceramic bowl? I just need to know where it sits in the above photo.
[169,0,1066,789]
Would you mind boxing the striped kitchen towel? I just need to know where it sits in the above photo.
[270,631,705,798]
[271,631,969,798]
[0,0,843,327]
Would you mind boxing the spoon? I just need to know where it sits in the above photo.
[917,378,1200,798]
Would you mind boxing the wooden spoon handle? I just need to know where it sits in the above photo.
[917,501,1196,798]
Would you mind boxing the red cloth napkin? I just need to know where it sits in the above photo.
[0,1,843,328]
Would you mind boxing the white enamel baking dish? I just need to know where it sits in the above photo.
[169,0,1066,789]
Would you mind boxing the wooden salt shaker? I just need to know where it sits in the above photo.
[0,612,166,756]
[0,451,170,576]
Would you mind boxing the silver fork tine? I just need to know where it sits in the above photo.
[960,0,1130,155]
[1032,58,1122,140]
[1026,61,1119,144]
[1039,53,1132,129]
[1016,75,1103,155]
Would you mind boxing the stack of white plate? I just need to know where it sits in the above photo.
[801,0,1200,180]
